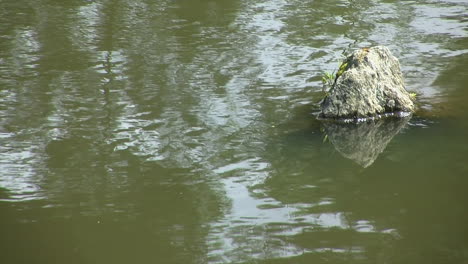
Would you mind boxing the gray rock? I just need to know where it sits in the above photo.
[320,46,414,119]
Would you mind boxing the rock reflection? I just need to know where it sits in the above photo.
[322,116,411,167]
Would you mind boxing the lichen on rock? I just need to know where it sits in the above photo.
[320,46,415,121]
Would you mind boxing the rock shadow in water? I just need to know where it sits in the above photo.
[322,116,410,168]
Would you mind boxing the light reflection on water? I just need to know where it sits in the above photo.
[0,0,468,263]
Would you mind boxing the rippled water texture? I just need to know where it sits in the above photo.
[1,0,468,263]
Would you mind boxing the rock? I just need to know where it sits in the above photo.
[322,116,410,167]
[320,46,414,120]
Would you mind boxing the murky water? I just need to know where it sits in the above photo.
[1,0,468,263]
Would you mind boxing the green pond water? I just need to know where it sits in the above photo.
[1,0,468,263]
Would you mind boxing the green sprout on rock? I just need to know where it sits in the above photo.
[322,59,351,94]
[336,61,349,79]
[322,71,335,89]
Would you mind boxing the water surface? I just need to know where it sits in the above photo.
[1,0,468,263]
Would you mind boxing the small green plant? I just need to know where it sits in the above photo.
[322,134,328,143]
[409,92,417,100]
[322,59,350,93]
[322,71,335,92]
[336,61,349,79]
[321,51,354,95]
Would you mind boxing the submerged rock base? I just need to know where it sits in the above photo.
[320,46,414,120]
[318,110,411,124]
